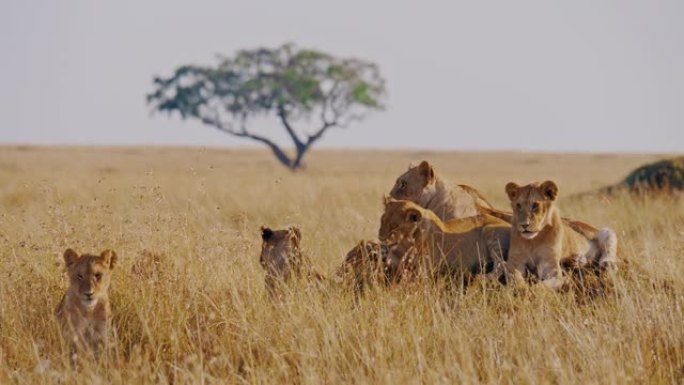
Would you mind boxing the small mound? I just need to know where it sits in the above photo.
[622,157,684,192]
[599,157,684,196]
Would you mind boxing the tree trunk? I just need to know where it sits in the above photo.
[263,139,308,171]
[292,145,309,170]
[264,141,295,169]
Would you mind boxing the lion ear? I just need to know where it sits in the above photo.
[418,161,435,184]
[505,182,520,201]
[63,249,80,268]
[540,180,558,201]
[261,226,273,241]
[406,208,422,223]
[100,249,117,270]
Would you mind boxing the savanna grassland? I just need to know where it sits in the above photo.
[0,146,683,385]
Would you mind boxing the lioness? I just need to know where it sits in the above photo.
[504,181,618,290]
[389,160,494,221]
[379,198,510,282]
[259,226,323,294]
[55,248,117,363]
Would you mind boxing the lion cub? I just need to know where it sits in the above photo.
[335,240,390,290]
[259,226,323,294]
[55,248,117,362]
[504,181,618,290]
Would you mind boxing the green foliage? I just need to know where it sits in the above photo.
[147,44,386,170]
[148,43,385,131]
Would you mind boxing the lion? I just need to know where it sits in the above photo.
[476,201,600,240]
[390,161,600,241]
[55,248,117,364]
[378,198,510,283]
[389,160,494,221]
[503,181,618,290]
[259,226,323,294]
[335,240,389,291]
[383,231,424,283]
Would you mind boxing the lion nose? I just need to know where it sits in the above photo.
[521,223,530,230]
[84,292,94,299]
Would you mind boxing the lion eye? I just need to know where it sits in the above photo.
[399,180,407,189]
[77,274,83,280]
[95,273,102,281]
[531,202,539,211]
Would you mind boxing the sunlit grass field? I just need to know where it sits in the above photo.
[0,146,682,384]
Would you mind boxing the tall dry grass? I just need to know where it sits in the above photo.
[0,146,682,384]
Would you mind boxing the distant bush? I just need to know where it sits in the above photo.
[620,157,684,193]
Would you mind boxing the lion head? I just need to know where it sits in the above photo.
[384,230,420,283]
[336,241,388,289]
[63,249,117,310]
[389,161,437,207]
[379,197,436,242]
[259,226,302,282]
[505,180,559,240]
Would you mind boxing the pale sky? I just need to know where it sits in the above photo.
[1,0,682,152]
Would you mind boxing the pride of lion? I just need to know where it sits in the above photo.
[55,159,619,363]
[258,161,618,293]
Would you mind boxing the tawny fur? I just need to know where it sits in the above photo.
[477,203,601,240]
[379,198,510,282]
[503,181,618,291]
[55,248,117,363]
[335,240,389,290]
[389,160,494,221]
[259,226,324,294]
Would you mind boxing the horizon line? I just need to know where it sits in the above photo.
[0,142,680,157]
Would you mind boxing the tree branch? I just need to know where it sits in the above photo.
[200,115,294,168]
[277,104,305,150]
[319,80,340,126]
[336,112,366,128]
[307,121,336,146]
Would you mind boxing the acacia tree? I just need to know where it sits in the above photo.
[147,44,386,170]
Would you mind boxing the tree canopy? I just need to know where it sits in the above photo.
[147,44,386,169]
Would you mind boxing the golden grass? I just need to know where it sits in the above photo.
[0,146,683,384]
